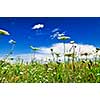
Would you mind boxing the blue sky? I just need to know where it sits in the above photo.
[0,17,100,55]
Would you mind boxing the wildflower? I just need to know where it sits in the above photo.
[43,78,45,80]
[20,72,23,75]
[50,48,55,61]
[45,75,48,78]
[2,77,5,80]
[39,75,42,78]
[70,41,75,44]
[9,39,16,44]
[0,29,10,35]
[4,39,16,61]
[51,74,53,76]
[30,46,39,51]
[57,36,70,40]
[3,67,8,70]
[57,35,70,62]
[39,81,42,83]
[44,61,48,64]
[25,80,28,83]
[45,79,48,82]
[97,73,100,76]
[58,33,65,37]
[48,68,53,71]
[34,78,37,80]
[54,72,56,75]
[30,46,40,60]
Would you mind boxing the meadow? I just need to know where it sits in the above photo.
[0,27,100,83]
[0,60,100,83]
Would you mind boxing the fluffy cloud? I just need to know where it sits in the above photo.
[32,24,44,29]
[9,43,97,63]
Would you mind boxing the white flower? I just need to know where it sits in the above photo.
[2,77,5,80]
[58,36,70,40]
[0,29,10,35]
[39,81,42,83]
[48,68,53,71]
[97,73,100,76]
[58,33,65,37]
[70,41,75,44]
[20,72,23,75]
[30,46,39,51]
[3,67,8,70]
[39,75,42,78]
[9,39,16,44]
[34,78,37,80]
[43,78,45,80]
[45,79,48,82]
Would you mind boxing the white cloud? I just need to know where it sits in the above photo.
[77,44,96,54]
[8,43,97,63]
[32,24,44,29]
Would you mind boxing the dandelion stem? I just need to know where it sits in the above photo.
[72,45,75,70]
[63,41,66,63]
[4,44,15,61]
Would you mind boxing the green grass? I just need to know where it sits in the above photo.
[0,60,100,83]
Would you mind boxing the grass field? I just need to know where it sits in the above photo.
[0,60,100,83]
